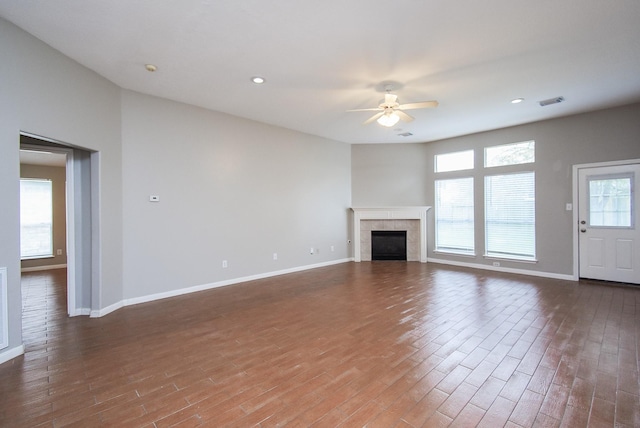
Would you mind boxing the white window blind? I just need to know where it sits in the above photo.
[20,179,53,259]
[485,172,535,259]
[435,177,474,254]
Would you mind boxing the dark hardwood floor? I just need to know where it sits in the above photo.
[1,263,639,427]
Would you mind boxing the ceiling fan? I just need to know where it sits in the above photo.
[349,93,438,127]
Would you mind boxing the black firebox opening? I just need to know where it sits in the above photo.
[371,230,407,261]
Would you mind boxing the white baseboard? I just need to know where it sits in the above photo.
[92,258,353,317]
[0,344,25,365]
[427,257,575,281]
[21,264,67,273]
[91,301,123,318]
[123,258,352,308]
[70,308,91,317]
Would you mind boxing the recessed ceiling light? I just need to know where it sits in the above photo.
[145,64,157,72]
[251,76,265,84]
[511,98,524,104]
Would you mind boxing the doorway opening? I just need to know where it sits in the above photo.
[20,133,97,316]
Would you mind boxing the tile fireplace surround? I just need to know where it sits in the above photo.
[351,207,431,262]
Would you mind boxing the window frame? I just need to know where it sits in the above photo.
[434,176,475,256]
[434,149,475,173]
[20,178,54,260]
[484,171,536,261]
[586,172,634,229]
[433,139,538,263]
[484,140,535,168]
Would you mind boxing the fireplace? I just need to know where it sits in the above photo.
[371,231,407,260]
[351,207,431,263]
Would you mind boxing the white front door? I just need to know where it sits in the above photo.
[578,163,640,284]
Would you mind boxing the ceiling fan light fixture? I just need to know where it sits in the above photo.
[377,111,400,127]
[348,91,437,127]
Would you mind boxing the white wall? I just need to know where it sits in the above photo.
[0,18,122,360]
[120,91,352,301]
[352,103,640,277]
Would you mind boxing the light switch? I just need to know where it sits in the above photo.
[565,203,572,211]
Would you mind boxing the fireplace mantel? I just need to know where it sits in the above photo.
[351,207,431,262]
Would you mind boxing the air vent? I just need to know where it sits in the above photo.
[539,96,565,107]
[398,132,413,137]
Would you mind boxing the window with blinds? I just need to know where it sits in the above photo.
[20,179,53,259]
[434,141,536,262]
[485,172,536,259]
[435,177,474,255]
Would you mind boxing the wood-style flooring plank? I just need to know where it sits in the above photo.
[1,263,638,427]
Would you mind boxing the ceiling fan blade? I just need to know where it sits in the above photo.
[363,112,385,125]
[395,110,414,122]
[347,107,383,112]
[384,93,398,105]
[398,100,439,110]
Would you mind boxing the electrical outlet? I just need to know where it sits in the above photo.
[222,260,228,268]
[56,249,63,256]
[310,247,314,254]
[330,246,334,252]
[273,253,278,260]
[493,261,500,267]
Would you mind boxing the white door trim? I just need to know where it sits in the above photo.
[572,158,640,281]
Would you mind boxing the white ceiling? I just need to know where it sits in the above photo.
[20,150,66,167]
[2,1,639,144]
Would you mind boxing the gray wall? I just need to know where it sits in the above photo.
[19,164,67,270]
[352,103,640,276]
[0,17,122,358]
[120,91,351,300]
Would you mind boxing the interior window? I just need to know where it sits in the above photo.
[20,178,53,259]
